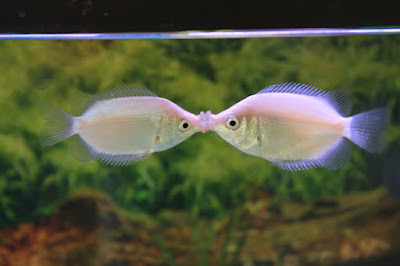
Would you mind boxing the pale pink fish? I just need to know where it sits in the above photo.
[204,82,389,171]
[40,85,204,166]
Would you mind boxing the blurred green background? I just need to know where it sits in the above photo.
[0,36,399,226]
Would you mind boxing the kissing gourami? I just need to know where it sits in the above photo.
[205,82,389,171]
[40,85,203,166]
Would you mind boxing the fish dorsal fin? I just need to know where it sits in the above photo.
[257,82,352,116]
[74,84,157,116]
[98,84,157,99]
[72,89,93,116]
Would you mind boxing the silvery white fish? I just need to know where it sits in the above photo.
[204,82,389,171]
[40,85,203,166]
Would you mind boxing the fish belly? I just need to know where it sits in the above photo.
[258,116,343,162]
[78,113,159,154]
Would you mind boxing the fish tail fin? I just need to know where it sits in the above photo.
[345,107,390,153]
[40,104,77,146]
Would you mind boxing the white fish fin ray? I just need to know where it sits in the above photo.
[258,82,352,116]
[97,83,157,99]
[40,103,77,146]
[347,107,390,153]
[72,89,93,116]
[70,135,151,165]
[70,135,97,162]
[99,153,151,166]
[273,138,352,171]
[75,84,157,115]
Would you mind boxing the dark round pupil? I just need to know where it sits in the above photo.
[182,122,188,128]
[229,120,236,127]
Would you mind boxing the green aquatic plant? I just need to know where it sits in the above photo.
[154,236,178,266]
[190,224,216,266]
[154,212,247,266]
[0,36,399,226]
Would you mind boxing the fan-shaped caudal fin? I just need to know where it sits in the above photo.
[39,104,77,146]
[345,107,390,153]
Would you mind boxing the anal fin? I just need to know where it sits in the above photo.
[70,135,152,166]
[273,138,352,171]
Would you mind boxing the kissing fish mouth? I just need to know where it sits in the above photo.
[198,110,214,133]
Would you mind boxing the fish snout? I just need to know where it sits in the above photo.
[198,110,214,133]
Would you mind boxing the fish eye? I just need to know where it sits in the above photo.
[226,117,240,130]
[179,119,191,132]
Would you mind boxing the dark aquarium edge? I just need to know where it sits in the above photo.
[0,0,398,34]
[1,28,400,40]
